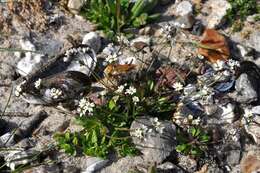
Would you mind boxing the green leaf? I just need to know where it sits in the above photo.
[148,80,154,91]
[65,131,71,141]
[199,134,210,143]
[91,130,98,144]
[190,127,201,137]
[73,137,78,145]
[109,99,116,110]
[176,144,188,153]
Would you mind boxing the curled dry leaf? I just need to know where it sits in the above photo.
[241,152,260,173]
[155,66,187,89]
[194,164,208,173]
[104,64,136,77]
[198,29,230,63]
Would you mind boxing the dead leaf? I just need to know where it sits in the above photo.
[195,164,208,173]
[198,29,230,63]
[241,153,260,173]
[104,64,136,77]
[155,66,187,89]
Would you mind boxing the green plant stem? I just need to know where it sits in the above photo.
[116,0,121,34]
[105,135,131,140]
[0,47,40,53]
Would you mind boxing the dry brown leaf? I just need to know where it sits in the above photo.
[104,64,136,76]
[198,29,230,63]
[241,153,260,173]
[155,66,187,89]
[195,164,208,173]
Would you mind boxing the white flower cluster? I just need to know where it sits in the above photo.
[50,88,63,99]
[115,84,140,104]
[105,53,118,63]
[132,96,140,104]
[34,78,42,89]
[150,117,165,133]
[15,80,26,97]
[125,86,137,95]
[212,59,240,72]
[173,103,201,126]
[132,125,149,140]
[227,59,240,70]
[77,98,95,117]
[132,117,165,140]
[64,47,90,62]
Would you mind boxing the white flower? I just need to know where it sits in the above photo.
[213,60,226,71]
[34,78,42,89]
[183,118,188,124]
[15,81,26,97]
[77,98,95,117]
[175,119,181,125]
[188,114,193,120]
[125,86,136,95]
[15,85,22,97]
[244,108,253,118]
[172,82,183,91]
[192,117,201,125]
[132,96,140,104]
[105,53,118,63]
[222,70,231,76]
[227,59,240,70]
[116,85,125,94]
[132,125,148,140]
[50,88,63,99]
[197,54,204,59]
[151,117,164,133]
[100,90,107,96]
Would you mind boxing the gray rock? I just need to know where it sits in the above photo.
[175,1,193,16]
[130,116,176,163]
[247,14,260,23]
[14,111,48,141]
[191,21,205,36]
[81,157,109,173]
[235,73,258,103]
[249,31,260,52]
[15,45,96,105]
[226,150,241,167]
[16,39,47,76]
[24,164,61,173]
[157,162,185,173]
[219,103,236,124]
[5,149,40,171]
[236,44,254,57]
[100,156,145,173]
[205,0,231,28]
[178,155,197,172]
[245,115,260,144]
[0,132,16,147]
[82,32,101,53]
[68,0,86,14]
[173,14,195,29]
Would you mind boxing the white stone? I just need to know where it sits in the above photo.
[206,0,231,28]
[17,53,46,76]
[175,1,193,16]
[68,0,86,14]
[220,103,236,123]
[82,157,109,173]
[66,49,97,76]
[82,32,101,53]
